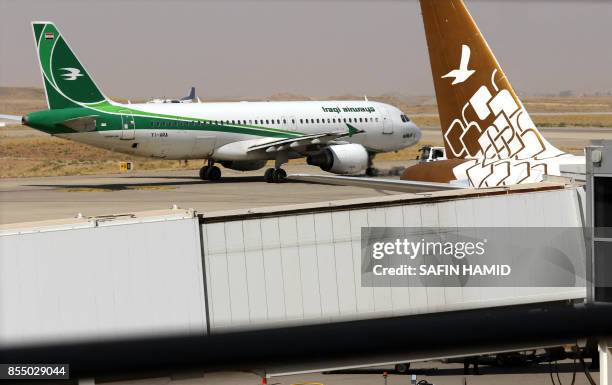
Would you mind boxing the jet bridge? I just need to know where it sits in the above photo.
[0,180,606,381]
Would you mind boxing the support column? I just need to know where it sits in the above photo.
[600,338,612,385]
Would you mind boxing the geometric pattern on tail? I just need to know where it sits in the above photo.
[442,44,567,187]
[444,71,551,161]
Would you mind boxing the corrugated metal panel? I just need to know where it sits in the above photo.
[0,217,206,347]
[201,188,587,333]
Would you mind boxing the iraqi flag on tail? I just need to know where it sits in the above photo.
[45,32,54,40]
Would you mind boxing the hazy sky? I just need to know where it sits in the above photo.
[1,0,611,99]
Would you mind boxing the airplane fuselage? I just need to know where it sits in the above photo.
[25,100,420,161]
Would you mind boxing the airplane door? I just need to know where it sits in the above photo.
[382,111,394,134]
[120,110,136,140]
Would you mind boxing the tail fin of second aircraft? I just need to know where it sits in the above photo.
[419,0,563,161]
[32,22,109,110]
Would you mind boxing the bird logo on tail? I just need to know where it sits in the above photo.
[60,67,83,81]
[442,44,475,85]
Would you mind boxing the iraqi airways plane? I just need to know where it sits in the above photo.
[6,22,420,183]
[293,0,586,191]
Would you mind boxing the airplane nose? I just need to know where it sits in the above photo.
[410,122,422,143]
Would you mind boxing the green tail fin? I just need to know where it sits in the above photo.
[32,22,108,109]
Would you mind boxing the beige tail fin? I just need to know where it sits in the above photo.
[419,0,563,160]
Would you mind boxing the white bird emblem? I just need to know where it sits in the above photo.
[60,67,84,81]
[442,44,475,85]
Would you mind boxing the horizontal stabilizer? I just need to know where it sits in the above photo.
[0,114,22,121]
[289,174,465,193]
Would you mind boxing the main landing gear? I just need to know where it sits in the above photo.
[264,152,288,183]
[263,168,287,183]
[199,159,221,181]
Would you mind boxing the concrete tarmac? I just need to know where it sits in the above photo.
[0,162,409,225]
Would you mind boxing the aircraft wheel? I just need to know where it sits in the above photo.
[366,167,379,177]
[199,166,209,180]
[395,363,410,373]
[273,168,287,183]
[264,168,275,183]
[207,166,222,181]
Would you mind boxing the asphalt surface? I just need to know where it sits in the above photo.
[0,162,409,225]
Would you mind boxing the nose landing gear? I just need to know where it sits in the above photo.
[199,159,221,181]
[365,152,379,176]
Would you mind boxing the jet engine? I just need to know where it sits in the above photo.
[306,143,368,174]
[220,160,267,171]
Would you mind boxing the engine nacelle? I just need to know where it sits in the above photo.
[220,160,267,171]
[306,143,369,174]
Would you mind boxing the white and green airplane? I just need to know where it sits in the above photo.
[5,22,420,183]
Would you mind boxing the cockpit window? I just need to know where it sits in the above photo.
[400,114,411,122]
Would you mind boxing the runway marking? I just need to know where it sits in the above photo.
[128,185,176,191]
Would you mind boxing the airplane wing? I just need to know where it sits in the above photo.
[247,124,364,154]
[0,114,22,121]
[289,174,465,193]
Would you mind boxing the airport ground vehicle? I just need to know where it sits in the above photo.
[417,146,447,162]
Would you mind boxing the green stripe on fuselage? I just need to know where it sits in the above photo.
[26,106,305,138]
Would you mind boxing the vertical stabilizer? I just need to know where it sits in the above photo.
[32,22,108,109]
[419,0,563,161]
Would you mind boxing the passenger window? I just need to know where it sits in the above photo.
[292,119,295,124]
[277,119,281,124]
[300,119,303,124]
